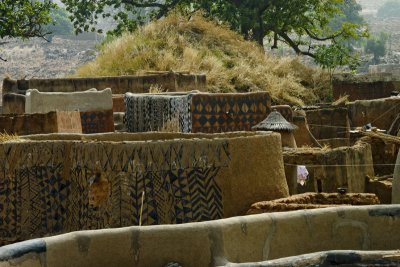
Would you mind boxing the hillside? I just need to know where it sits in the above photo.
[74,13,330,106]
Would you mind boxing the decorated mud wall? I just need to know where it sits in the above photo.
[0,132,288,245]
[332,74,400,101]
[283,141,374,193]
[2,72,206,95]
[1,205,400,267]
[124,92,272,133]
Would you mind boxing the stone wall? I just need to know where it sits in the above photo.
[283,141,374,193]
[1,205,400,267]
[0,132,288,245]
[2,72,206,95]
[0,111,82,135]
[333,74,400,101]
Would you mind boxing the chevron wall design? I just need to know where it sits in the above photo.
[0,140,230,245]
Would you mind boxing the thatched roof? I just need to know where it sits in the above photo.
[253,110,298,132]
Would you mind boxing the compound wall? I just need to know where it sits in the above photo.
[2,72,206,95]
[1,205,399,267]
[0,132,288,245]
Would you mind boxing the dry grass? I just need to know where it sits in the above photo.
[332,95,349,106]
[0,132,20,142]
[159,116,181,132]
[74,13,330,105]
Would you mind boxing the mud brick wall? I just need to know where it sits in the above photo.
[283,141,374,193]
[0,111,82,135]
[2,72,206,95]
[305,107,350,140]
[333,80,397,101]
[25,88,113,114]
[80,110,115,134]
[2,93,25,114]
[112,94,125,112]
[346,97,400,130]
[0,132,288,245]
[362,137,400,176]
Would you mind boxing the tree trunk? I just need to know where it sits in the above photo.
[392,150,400,204]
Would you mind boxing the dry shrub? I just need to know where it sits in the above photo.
[74,13,330,105]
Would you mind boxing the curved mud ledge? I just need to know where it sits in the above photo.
[225,250,400,267]
[1,205,400,267]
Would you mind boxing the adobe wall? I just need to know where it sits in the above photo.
[332,74,400,101]
[292,116,321,147]
[2,93,25,114]
[0,111,82,135]
[0,132,288,245]
[2,72,206,95]
[25,88,113,114]
[1,205,400,267]
[283,141,374,193]
[304,107,350,140]
[124,92,271,133]
[346,97,400,130]
[392,150,400,204]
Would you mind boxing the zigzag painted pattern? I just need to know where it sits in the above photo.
[0,141,230,244]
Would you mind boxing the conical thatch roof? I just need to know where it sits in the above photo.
[252,110,298,132]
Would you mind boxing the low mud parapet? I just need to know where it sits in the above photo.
[0,205,399,267]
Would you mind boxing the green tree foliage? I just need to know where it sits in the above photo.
[0,0,55,39]
[0,0,56,61]
[365,33,388,64]
[377,0,400,18]
[61,0,367,68]
[330,0,364,31]
[44,7,74,37]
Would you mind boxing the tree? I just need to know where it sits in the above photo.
[365,33,388,64]
[44,7,74,37]
[0,0,56,61]
[62,0,367,67]
[377,0,400,18]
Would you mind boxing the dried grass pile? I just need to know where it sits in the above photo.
[74,13,330,106]
[0,132,21,142]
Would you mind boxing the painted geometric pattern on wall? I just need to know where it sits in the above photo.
[0,141,230,245]
[191,92,271,133]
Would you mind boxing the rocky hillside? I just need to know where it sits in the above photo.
[358,0,400,62]
[0,36,98,89]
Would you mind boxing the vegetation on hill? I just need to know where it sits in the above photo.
[62,0,367,68]
[0,0,56,61]
[74,13,330,106]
